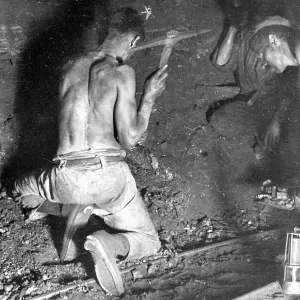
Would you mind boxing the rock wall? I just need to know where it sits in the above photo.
[0,0,102,185]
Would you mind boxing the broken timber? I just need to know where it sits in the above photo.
[29,228,286,300]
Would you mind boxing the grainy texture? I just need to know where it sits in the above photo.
[1,0,300,299]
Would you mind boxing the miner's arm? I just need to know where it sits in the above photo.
[211,28,239,73]
[214,26,238,67]
[264,83,294,150]
[115,65,168,150]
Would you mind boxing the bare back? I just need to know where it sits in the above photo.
[57,53,123,155]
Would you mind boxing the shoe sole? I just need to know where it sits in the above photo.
[84,235,124,296]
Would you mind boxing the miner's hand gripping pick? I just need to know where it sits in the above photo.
[13,8,168,296]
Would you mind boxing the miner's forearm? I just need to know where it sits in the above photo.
[124,96,155,149]
[136,96,155,137]
[216,26,238,66]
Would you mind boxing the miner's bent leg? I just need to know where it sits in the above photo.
[101,193,161,261]
[84,192,160,295]
[14,169,58,220]
[14,170,48,206]
[15,169,92,261]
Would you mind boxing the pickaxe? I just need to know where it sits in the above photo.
[130,28,211,67]
[132,28,210,146]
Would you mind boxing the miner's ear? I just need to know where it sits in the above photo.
[269,34,281,48]
[129,35,140,49]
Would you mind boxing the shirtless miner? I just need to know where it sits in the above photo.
[210,1,300,155]
[13,8,168,296]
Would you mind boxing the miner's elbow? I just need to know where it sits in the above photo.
[118,126,145,150]
[118,134,138,151]
[122,140,137,151]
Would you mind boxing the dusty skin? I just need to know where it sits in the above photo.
[58,48,168,154]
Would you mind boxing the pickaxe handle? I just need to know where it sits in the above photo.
[158,30,179,68]
[159,45,174,68]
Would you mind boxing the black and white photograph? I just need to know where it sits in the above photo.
[1,0,300,299]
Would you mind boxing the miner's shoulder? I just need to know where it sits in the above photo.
[117,64,135,78]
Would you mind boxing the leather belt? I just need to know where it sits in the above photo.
[54,155,125,168]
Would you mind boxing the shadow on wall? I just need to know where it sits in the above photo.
[2,0,109,182]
